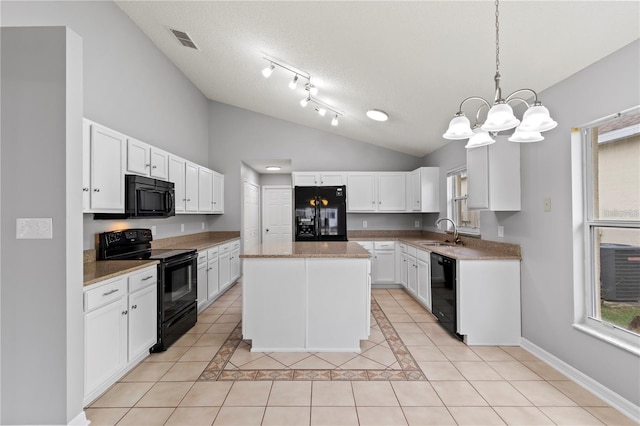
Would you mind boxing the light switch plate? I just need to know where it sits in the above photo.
[415,220,421,228]
[16,218,53,239]
[180,223,185,232]
[497,226,504,238]
[362,220,368,228]
[544,198,551,212]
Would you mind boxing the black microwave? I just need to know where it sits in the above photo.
[94,175,175,219]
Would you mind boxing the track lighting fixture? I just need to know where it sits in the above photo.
[262,63,275,78]
[443,0,556,148]
[261,54,344,126]
[288,74,299,90]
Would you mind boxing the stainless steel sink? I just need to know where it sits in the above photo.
[416,241,454,247]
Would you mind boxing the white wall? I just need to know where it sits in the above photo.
[423,39,640,409]
[1,27,84,425]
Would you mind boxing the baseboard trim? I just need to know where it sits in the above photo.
[521,338,640,423]
[68,411,89,426]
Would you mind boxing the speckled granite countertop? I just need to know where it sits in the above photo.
[241,241,371,259]
[84,260,159,287]
[83,231,240,286]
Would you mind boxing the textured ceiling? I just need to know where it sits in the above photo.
[115,1,640,157]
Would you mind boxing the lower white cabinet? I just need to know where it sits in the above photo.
[407,248,417,296]
[415,250,431,309]
[196,239,240,313]
[207,247,220,300]
[356,241,396,285]
[84,265,157,405]
[197,252,208,311]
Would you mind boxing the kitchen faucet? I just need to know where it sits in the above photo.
[435,217,462,245]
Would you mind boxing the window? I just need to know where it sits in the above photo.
[446,167,480,235]
[579,107,640,347]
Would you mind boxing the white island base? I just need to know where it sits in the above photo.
[241,245,371,352]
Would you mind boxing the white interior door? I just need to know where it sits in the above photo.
[262,186,292,243]
[243,181,260,251]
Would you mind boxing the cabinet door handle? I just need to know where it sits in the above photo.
[141,275,154,281]
[103,289,119,296]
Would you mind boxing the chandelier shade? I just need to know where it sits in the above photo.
[443,114,474,140]
[518,104,558,132]
[481,103,520,132]
[465,128,496,148]
[508,127,544,143]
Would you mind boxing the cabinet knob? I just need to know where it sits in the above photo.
[93,188,100,192]
[131,305,137,310]
[187,198,191,202]
[122,310,128,316]
[83,187,89,192]
[145,163,151,168]
[152,165,157,169]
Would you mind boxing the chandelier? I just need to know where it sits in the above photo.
[443,0,557,148]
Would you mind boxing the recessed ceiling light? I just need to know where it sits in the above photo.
[366,109,389,122]
[265,166,281,171]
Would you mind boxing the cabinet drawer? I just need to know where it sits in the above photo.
[84,277,127,312]
[128,267,157,293]
[406,246,417,257]
[417,250,430,262]
[207,247,219,260]
[398,243,407,253]
[197,252,207,264]
[231,240,240,251]
[219,243,231,253]
[374,241,395,250]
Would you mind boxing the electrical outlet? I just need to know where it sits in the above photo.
[415,220,421,228]
[180,223,184,232]
[362,220,368,228]
[497,226,504,238]
[16,218,52,239]
[201,222,205,230]
[544,198,551,212]
[151,226,157,236]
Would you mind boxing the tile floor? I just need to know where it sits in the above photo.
[86,282,637,425]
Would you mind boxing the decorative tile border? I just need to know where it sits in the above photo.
[198,299,426,381]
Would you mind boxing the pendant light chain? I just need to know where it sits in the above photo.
[495,0,500,74]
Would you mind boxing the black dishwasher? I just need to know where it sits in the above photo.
[430,253,462,340]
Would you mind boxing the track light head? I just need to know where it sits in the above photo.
[300,95,311,108]
[331,115,339,126]
[317,107,326,117]
[288,74,299,90]
[262,63,275,78]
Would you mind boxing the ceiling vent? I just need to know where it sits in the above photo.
[169,28,198,50]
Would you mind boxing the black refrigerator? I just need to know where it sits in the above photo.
[294,186,348,241]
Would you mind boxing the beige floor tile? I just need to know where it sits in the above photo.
[164,406,220,426]
[203,307,227,316]
[310,406,359,425]
[584,406,639,425]
[206,322,237,333]
[500,346,539,361]
[417,361,465,380]
[510,381,578,406]
[407,345,447,361]
[470,380,532,406]
[403,304,429,314]
[267,381,312,406]
[448,406,506,425]
[313,351,357,367]
[160,361,208,381]
[391,381,443,406]
[116,407,174,425]
[487,361,543,380]
[470,346,516,361]
[268,351,315,367]
[84,407,128,426]
[121,361,174,382]
[340,355,387,370]
[522,360,568,380]
[402,407,456,425]
[135,381,193,407]
[145,345,190,362]
[217,313,242,323]
[493,406,555,425]
[180,381,233,406]
[311,381,355,406]
[173,333,200,346]
[195,333,230,347]
[548,380,608,406]
[439,345,482,361]
[179,345,222,362]
[367,328,387,344]
[187,322,215,334]
[386,313,415,323]
[394,322,425,333]
[398,332,434,346]
[262,406,310,426]
[240,356,288,370]
[224,381,272,406]
[213,406,265,425]
[411,312,437,322]
[361,345,398,366]
[381,306,409,314]
[357,406,408,425]
[352,381,399,406]
[196,314,221,324]
[91,382,154,407]
[290,355,338,369]
[538,406,605,425]
[431,381,488,406]
[453,361,503,380]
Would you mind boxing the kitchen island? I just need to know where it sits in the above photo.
[240,241,371,352]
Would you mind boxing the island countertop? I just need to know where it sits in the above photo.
[240,241,371,259]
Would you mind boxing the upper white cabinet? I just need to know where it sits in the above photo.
[467,142,520,211]
[82,120,125,213]
[126,138,169,180]
[347,172,406,212]
[185,161,199,213]
[168,155,186,213]
[408,167,440,212]
[198,167,213,213]
[293,172,347,187]
[212,171,224,213]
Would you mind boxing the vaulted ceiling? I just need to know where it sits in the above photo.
[115,1,640,157]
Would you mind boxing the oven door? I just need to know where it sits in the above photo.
[160,254,198,321]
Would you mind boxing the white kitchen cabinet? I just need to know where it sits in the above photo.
[347,172,407,212]
[212,171,224,213]
[185,161,199,212]
[406,246,418,296]
[198,166,213,212]
[84,265,157,405]
[126,138,170,180]
[83,120,126,213]
[197,252,208,311]
[207,247,220,300]
[467,142,520,211]
[230,242,241,284]
[218,249,231,291]
[408,167,440,212]
[169,155,186,213]
[293,172,347,186]
[372,241,396,284]
[398,243,409,289]
[415,250,431,310]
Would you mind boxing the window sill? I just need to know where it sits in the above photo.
[573,322,640,357]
